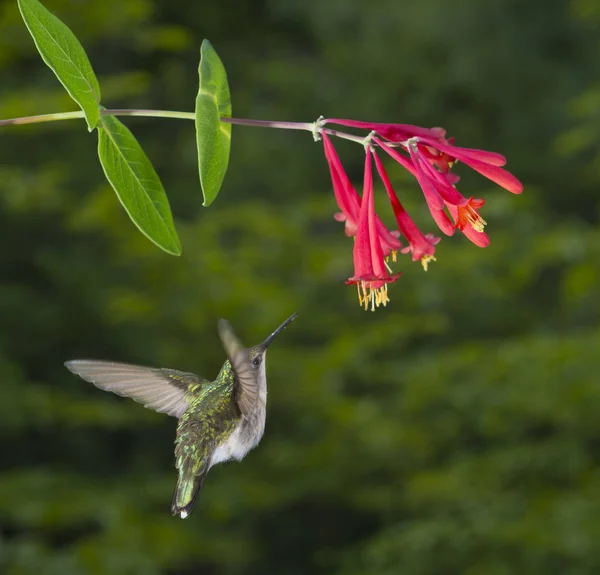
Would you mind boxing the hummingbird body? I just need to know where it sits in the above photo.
[172,359,267,518]
[65,313,296,519]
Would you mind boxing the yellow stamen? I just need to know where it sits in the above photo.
[357,282,368,310]
[356,281,391,311]
[463,204,487,233]
[421,254,436,271]
[375,283,390,308]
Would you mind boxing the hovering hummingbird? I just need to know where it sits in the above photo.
[64,313,297,519]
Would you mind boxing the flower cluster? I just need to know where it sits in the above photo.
[319,118,522,310]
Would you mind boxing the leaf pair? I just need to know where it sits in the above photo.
[16,0,232,256]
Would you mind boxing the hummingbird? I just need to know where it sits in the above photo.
[64,313,297,519]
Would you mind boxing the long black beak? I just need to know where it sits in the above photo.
[262,312,298,349]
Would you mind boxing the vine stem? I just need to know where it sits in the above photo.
[0,109,195,127]
[0,108,368,145]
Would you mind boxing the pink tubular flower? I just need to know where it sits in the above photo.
[324,118,447,142]
[323,118,522,239]
[373,137,457,237]
[322,132,360,236]
[373,150,440,270]
[326,118,522,190]
[421,139,522,193]
[346,149,401,310]
[322,132,402,256]
[318,117,522,308]
[446,202,490,247]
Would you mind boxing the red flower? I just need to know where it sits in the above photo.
[323,118,522,243]
[324,118,447,142]
[326,118,522,188]
[372,137,457,237]
[346,149,401,310]
[446,202,490,247]
[322,132,402,256]
[322,132,360,236]
[453,197,486,233]
[318,117,522,308]
[373,150,440,270]
[422,139,522,193]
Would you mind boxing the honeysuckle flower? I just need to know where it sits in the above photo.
[373,150,440,270]
[346,148,401,310]
[323,118,447,142]
[317,116,522,309]
[372,137,457,237]
[446,202,490,247]
[400,233,441,270]
[452,197,486,232]
[322,131,360,235]
[324,118,522,193]
[322,132,402,256]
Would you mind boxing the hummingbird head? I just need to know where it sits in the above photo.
[248,312,298,369]
[218,313,298,414]
[218,313,298,398]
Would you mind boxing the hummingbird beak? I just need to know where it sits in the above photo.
[262,312,298,349]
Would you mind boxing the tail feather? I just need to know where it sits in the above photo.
[171,472,206,519]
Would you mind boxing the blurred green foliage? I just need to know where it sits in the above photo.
[0,0,599,573]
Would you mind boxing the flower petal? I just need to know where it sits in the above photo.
[407,145,445,210]
[364,151,388,278]
[422,140,508,167]
[458,156,523,194]
[426,144,522,194]
[324,119,441,141]
[446,203,490,246]
[376,219,403,253]
[461,224,490,247]
[374,138,418,177]
[373,151,437,261]
[323,132,362,221]
[427,204,455,236]
[415,149,469,206]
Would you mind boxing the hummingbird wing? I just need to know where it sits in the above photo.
[217,319,259,417]
[64,360,209,418]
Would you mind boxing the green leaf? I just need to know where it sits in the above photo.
[195,40,232,207]
[97,114,181,256]
[17,0,101,131]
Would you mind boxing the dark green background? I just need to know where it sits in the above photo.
[1,0,599,573]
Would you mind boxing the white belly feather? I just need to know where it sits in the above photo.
[209,363,268,468]
[210,404,266,467]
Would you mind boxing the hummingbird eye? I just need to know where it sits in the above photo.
[251,357,261,368]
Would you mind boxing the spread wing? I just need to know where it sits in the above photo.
[217,320,259,417]
[64,360,208,418]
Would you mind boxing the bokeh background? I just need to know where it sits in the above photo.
[0,0,599,573]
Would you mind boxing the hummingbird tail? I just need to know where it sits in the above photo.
[171,471,206,519]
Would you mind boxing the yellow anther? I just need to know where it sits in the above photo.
[464,204,487,233]
[421,254,436,271]
[356,281,391,311]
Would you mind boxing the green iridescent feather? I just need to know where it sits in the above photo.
[172,361,240,514]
